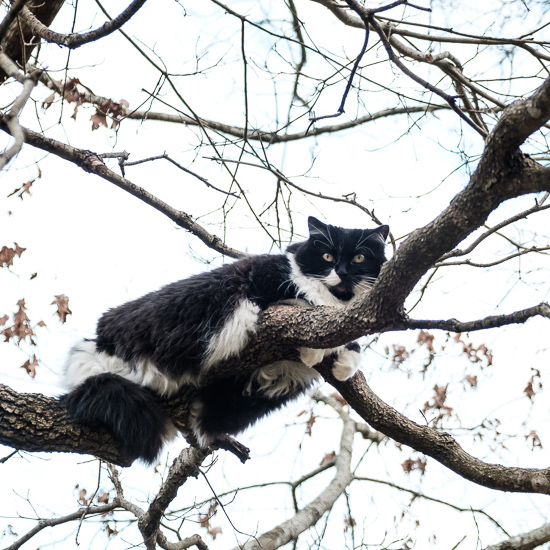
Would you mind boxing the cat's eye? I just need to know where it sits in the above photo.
[353,254,365,263]
[322,253,334,262]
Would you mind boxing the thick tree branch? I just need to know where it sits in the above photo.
[315,360,550,494]
[19,0,148,49]
[0,383,130,465]
[138,447,210,549]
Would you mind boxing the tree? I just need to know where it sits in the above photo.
[1,0,550,548]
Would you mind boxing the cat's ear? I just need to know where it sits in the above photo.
[373,224,390,243]
[308,216,328,236]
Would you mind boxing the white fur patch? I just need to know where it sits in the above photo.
[332,348,362,381]
[63,340,194,397]
[287,253,346,308]
[299,347,325,367]
[203,298,261,370]
[322,269,342,287]
[244,360,319,398]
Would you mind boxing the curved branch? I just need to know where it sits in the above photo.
[405,303,550,333]
[19,0,148,49]
[4,502,120,550]
[439,195,550,261]
[138,447,210,549]
[436,246,550,268]
[228,406,355,550]
[315,360,550,494]
[484,522,550,550]
[0,117,246,259]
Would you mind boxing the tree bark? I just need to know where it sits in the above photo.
[0,0,65,82]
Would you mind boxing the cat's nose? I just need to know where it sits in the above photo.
[336,264,348,277]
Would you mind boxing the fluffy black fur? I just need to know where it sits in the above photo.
[61,217,389,464]
[60,373,167,464]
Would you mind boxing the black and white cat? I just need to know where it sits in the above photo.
[60,217,389,463]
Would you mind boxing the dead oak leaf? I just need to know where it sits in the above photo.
[2,299,35,343]
[78,488,88,506]
[52,294,72,323]
[0,243,26,267]
[7,179,35,200]
[21,355,38,378]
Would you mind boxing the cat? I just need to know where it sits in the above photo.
[60,216,389,464]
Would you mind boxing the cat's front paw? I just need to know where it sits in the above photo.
[299,347,325,367]
[332,347,361,381]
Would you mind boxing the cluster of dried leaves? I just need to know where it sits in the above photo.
[42,78,128,130]
[1,241,72,377]
[198,501,222,540]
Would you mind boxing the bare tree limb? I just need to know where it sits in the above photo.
[0,118,246,259]
[484,522,550,550]
[0,54,40,169]
[439,194,550,261]
[228,406,355,550]
[354,476,509,534]
[138,447,210,549]
[315,359,550,494]
[19,0,148,49]
[404,303,550,333]
[3,502,119,550]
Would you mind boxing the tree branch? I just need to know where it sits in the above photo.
[484,522,550,550]
[405,303,550,332]
[0,118,246,259]
[19,0,148,49]
[138,447,210,549]
[228,405,354,550]
[315,359,550,494]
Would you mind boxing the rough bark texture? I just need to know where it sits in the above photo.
[0,0,65,81]
[0,383,126,464]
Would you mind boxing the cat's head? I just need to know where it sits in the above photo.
[289,216,389,302]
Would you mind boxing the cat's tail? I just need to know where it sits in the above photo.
[59,373,170,464]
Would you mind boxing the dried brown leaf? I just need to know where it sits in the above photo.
[105,525,118,537]
[306,413,316,436]
[526,430,542,449]
[209,526,222,540]
[7,179,34,200]
[402,457,427,475]
[78,488,88,506]
[20,355,38,378]
[320,451,336,465]
[0,243,25,267]
[2,299,35,343]
[344,517,356,532]
[51,294,72,323]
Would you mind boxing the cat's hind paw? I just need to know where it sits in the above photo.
[299,347,324,367]
[332,347,361,381]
